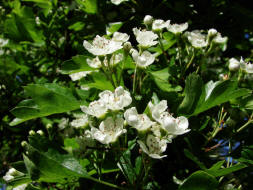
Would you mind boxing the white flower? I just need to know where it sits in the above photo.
[186,30,208,48]
[207,28,218,37]
[167,22,188,34]
[148,100,190,135]
[104,53,124,67]
[111,0,128,5]
[133,28,158,48]
[87,57,102,68]
[58,118,69,130]
[240,57,253,74]
[99,86,132,111]
[138,134,167,159]
[70,114,89,128]
[143,15,153,25]
[159,114,190,135]
[83,35,122,56]
[152,19,170,32]
[69,71,91,81]
[228,58,240,71]
[131,49,155,68]
[148,100,168,122]
[112,32,130,43]
[0,38,9,47]
[13,184,27,190]
[213,33,227,44]
[124,107,154,131]
[91,117,126,144]
[3,168,24,182]
[81,100,107,118]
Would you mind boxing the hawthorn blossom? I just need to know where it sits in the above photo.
[111,0,128,5]
[167,22,188,34]
[81,100,107,118]
[91,117,126,144]
[83,35,122,56]
[138,134,167,159]
[87,57,102,68]
[228,58,240,71]
[186,30,208,48]
[112,32,130,43]
[99,86,132,111]
[133,28,158,48]
[69,71,91,81]
[104,53,124,67]
[3,168,17,182]
[240,58,253,74]
[213,33,227,44]
[148,100,190,136]
[159,114,190,135]
[13,184,27,190]
[70,114,89,128]
[148,100,168,122]
[152,19,170,32]
[124,107,154,131]
[131,49,155,68]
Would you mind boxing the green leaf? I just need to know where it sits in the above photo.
[76,0,97,14]
[205,163,247,177]
[61,55,96,74]
[7,175,32,188]
[178,74,250,116]
[83,72,115,91]
[178,73,203,115]
[239,95,253,110]
[68,22,85,31]
[184,149,206,170]
[10,83,89,125]
[117,141,137,185]
[24,145,89,182]
[106,22,123,36]
[178,171,218,190]
[149,68,182,92]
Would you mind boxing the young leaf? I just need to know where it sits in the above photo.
[178,171,218,190]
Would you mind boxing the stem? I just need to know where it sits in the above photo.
[185,50,195,71]
[100,56,116,89]
[87,176,126,190]
[118,52,127,86]
[236,115,253,133]
[133,65,138,94]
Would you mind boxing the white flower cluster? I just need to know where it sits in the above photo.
[185,29,227,49]
[80,86,131,144]
[3,168,27,190]
[111,0,128,5]
[228,57,253,73]
[76,86,189,158]
[125,100,190,159]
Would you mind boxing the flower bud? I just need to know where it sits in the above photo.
[46,123,52,129]
[208,28,217,37]
[21,141,27,147]
[143,15,153,26]
[37,130,44,136]
[29,130,35,136]
[229,58,240,71]
[123,41,132,52]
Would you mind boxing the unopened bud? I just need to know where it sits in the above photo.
[29,130,35,136]
[123,42,132,52]
[21,141,27,147]
[143,15,153,26]
[229,58,240,71]
[46,123,52,129]
[37,130,44,136]
[208,28,217,37]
